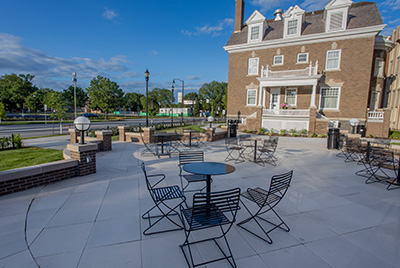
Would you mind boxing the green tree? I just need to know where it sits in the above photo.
[0,74,36,111]
[124,92,144,112]
[62,85,88,109]
[86,76,124,120]
[24,88,50,112]
[45,90,68,121]
[0,102,6,120]
[185,92,200,116]
[199,81,227,116]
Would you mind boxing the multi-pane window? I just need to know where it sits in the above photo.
[285,88,297,106]
[326,50,341,70]
[374,58,384,77]
[250,26,260,41]
[248,58,259,75]
[247,89,257,106]
[287,19,298,35]
[320,87,340,109]
[273,55,284,65]
[297,53,308,63]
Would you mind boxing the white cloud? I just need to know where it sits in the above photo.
[103,8,118,20]
[182,18,234,37]
[0,33,132,90]
[186,75,202,81]
[148,50,159,56]
[380,0,400,11]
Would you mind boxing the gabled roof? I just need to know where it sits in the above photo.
[226,1,384,47]
[245,10,266,25]
[325,0,353,10]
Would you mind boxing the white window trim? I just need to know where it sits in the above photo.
[297,53,309,64]
[325,49,341,71]
[248,57,259,75]
[285,88,298,106]
[319,87,341,110]
[273,55,284,66]
[246,89,257,106]
[326,8,348,33]
[284,18,302,38]
[374,58,384,77]
[248,24,263,43]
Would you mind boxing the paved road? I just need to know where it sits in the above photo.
[0,118,204,138]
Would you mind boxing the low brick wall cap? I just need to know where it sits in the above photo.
[67,143,98,152]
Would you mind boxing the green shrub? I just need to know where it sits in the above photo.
[271,128,277,135]
[259,128,266,134]
[289,128,297,137]
[279,129,287,136]
[299,129,308,136]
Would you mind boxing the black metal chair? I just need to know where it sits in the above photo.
[256,137,278,166]
[180,188,241,268]
[141,162,186,235]
[225,137,245,164]
[237,170,293,244]
[140,131,157,157]
[178,151,207,193]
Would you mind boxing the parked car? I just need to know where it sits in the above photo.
[81,113,98,118]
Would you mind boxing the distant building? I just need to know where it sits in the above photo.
[224,0,395,137]
[385,25,400,131]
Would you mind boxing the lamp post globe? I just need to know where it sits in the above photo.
[74,116,91,144]
[208,115,214,128]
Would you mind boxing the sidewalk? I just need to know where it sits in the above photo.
[1,137,400,267]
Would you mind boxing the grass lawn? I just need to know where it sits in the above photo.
[0,147,64,171]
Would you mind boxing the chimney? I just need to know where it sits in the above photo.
[274,9,283,21]
[234,0,245,32]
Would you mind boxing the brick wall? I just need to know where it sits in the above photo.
[0,160,78,196]
[96,130,112,151]
[67,143,97,176]
[227,37,376,130]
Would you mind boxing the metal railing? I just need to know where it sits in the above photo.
[261,61,319,78]
[263,109,310,117]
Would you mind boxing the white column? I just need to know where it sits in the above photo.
[262,88,266,107]
[310,84,317,108]
[258,85,263,106]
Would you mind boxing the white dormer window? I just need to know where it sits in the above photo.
[287,19,298,36]
[324,0,352,32]
[245,10,267,43]
[283,5,305,38]
[250,26,260,41]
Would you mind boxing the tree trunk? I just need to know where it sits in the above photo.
[105,112,108,120]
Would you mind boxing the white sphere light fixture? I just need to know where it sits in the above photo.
[74,116,91,144]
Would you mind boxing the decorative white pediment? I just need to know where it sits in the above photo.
[325,0,352,10]
[282,5,305,38]
[324,0,352,32]
[283,5,305,18]
[246,10,267,43]
[245,10,266,25]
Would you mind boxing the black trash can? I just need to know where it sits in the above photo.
[227,120,238,138]
[327,128,340,149]
[357,125,366,137]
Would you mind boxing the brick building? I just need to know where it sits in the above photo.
[385,25,400,131]
[224,0,394,137]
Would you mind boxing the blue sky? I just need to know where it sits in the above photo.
[0,0,399,95]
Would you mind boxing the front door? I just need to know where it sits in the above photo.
[270,88,280,110]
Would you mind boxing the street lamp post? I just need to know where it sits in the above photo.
[72,72,77,118]
[33,94,37,120]
[173,79,184,124]
[145,69,150,127]
[171,84,174,128]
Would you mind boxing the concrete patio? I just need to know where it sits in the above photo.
[1,136,400,268]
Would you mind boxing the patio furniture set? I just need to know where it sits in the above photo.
[225,135,279,166]
[140,144,293,268]
[338,136,400,190]
[140,130,205,158]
